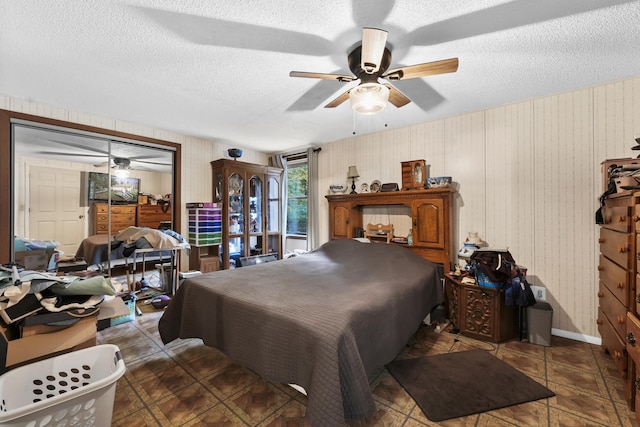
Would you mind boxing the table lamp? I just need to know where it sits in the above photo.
[347,166,359,194]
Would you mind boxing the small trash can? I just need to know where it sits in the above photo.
[527,302,553,346]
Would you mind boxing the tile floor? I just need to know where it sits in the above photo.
[98,274,640,426]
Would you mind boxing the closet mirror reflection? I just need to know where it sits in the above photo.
[8,113,180,274]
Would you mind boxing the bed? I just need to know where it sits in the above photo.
[75,227,189,292]
[75,227,189,266]
[158,239,444,425]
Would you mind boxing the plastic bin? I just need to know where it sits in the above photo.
[527,302,553,346]
[0,344,125,426]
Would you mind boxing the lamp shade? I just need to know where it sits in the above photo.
[349,83,389,115]
[347,165,359,178]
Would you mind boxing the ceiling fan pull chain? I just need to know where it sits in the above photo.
[352,112,357,135]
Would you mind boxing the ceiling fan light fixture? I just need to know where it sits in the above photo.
[114,167,130,178]
[349,83,389,115]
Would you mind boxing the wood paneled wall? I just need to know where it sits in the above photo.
[318,76,640,340]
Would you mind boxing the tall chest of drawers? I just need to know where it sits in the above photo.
[598,192,638,411]
[93,203,137,234]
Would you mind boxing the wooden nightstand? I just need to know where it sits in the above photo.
[444,273,518,343]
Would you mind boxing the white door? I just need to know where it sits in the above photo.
[29,166,84,256]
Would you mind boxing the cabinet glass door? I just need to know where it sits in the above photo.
[249,176,262,256]
[266,177,280,232]
[214,172,223,203]
[249,176,262,233]
[228,173,244,264]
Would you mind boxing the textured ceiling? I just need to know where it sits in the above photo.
[2,0,640,154]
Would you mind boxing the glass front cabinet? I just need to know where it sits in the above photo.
[212,159,283,269]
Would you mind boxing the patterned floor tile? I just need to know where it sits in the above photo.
[201,363,261,400]
[150,383,220,425]
[224,380,293,425]
[547,381,623,426]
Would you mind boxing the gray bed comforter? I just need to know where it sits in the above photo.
[158,239,443,426]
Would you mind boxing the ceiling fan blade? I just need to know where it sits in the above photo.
[290,71,355,82]
[134,159,172,166]
[325,89,352,108]
[135,7,335,56]
[38,151,108,158]
[361,27,388,74]
[384,84,411,108]
[400,0,636,48]
[382,58,459,80]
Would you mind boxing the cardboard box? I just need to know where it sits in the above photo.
[19,308,100,337]
[0,316,97,372]
[97,295,136,331]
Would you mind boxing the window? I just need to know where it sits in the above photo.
[286,156,308,236]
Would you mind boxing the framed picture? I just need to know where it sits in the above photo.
[401,160,426,190]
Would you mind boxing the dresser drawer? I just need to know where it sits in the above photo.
[111,212,135,223]
[599,227,632,269]
[626,312,640,367]
[603,205,631,233]
[598,283,628,339]
[95,222,133,233]
[598,307,628,379]
[599,254,630,306]
[636,274,640,315]
[96,213,109,223]
[95,203,109,214]
[110,205,136,214]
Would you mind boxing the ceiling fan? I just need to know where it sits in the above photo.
[289,28,458,115]
[109,157,132,178]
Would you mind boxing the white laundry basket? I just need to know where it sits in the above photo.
[0,344,125,427]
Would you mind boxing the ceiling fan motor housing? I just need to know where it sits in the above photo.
[113,157,131,168]
[348,46,392,82]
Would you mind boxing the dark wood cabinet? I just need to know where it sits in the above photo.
[212,159,283,269]
[326,189,455,268]
[444,274,518,343]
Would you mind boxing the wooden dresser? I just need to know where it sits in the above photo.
[93,203,136,234]
[325,189,455,268]
[598,190,638,412]
[444,273,517,343]
[137,204,172,229]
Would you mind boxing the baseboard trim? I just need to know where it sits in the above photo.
[552,328,601,345]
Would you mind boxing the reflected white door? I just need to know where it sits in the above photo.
[29,166,84,256]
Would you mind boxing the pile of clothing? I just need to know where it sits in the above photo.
[0,264,117,325]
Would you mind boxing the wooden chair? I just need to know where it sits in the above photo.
[363,223,394,243]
